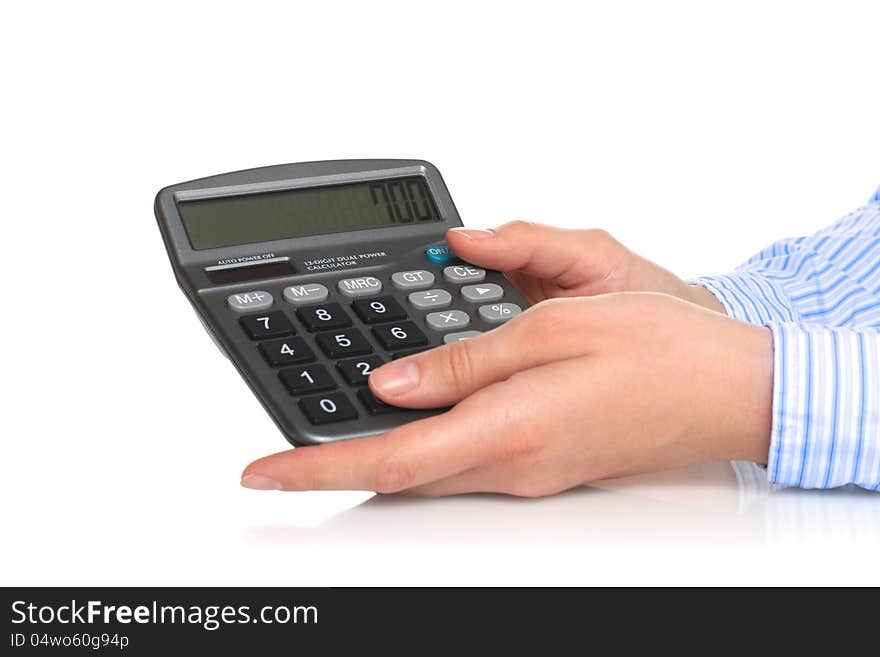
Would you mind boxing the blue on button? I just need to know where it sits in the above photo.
[425,244,457,264]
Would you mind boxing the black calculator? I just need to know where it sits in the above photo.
[155,160,529,445]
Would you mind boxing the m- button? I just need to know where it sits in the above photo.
[337,276,382,298]
[443,265,485,284]
[227,290,273,313]
[283,283,329,305]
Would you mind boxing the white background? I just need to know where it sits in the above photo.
[2,1,878,586]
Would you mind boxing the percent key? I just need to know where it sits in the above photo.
[478,303,522,324]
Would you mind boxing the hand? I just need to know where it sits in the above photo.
[444,222,725,312]
[241,293,772,496]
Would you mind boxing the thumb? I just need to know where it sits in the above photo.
[446,221,625,290]
[368,299,589,408]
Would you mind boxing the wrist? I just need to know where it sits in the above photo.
[686,283,727,314]
[727,324,773,463]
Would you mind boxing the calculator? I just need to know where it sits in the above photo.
[154,160,529,445]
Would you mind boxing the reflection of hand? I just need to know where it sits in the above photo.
[242,293,772,497]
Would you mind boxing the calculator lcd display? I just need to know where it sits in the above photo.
[178,176,441,250]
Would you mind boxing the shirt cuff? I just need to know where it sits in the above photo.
[766,322,880,490]
[692,272,797,325]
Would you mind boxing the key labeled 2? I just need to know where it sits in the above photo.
[337,355,385,385]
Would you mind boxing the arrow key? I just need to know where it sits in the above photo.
[461,283,503,303]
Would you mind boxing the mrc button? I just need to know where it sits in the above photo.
[337,276,382,298]
[425,244,457,264]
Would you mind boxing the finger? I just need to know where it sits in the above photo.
[446,222,623,291]
[368,299,591,408]
[241,378,523,493]
[403,357,603,498]
[503,270,547,305]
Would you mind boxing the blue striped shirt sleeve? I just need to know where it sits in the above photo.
[695,188,880,490]
[768,323,880,490]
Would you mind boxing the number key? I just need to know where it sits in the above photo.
[315,328,372,359]
[351,296,407,324]
[258,336,316,367]
[279,364,336,395]
[357,388,399,415]
[337,355,385,385]
[240,311,295,340]
[299,392,358,424]
[392,347,431,359]
[373,321,428,351]
[296,303,352,331]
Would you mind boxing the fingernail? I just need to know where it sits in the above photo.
[449,227,495,240]
[370,361,420,396]
[241,474,282,491]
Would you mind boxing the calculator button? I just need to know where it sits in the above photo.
[299,392,358,425]
[351,296,407,324]
[426,310,470,331]
[259,336,316,367]
[443,265,486,284]
[337,276,382,298]
[478,302,522,324]
[408,289,452,310]
[373,321,428,351]
[283,283,329,305]
[392,347,431,359]
[296,303,352,331]
[357,388,398,415]
[315,328,373,359]
[461,283,503,303]
[279,364,336,395]
[337,355,385,385]
[227,291,273,313]
[425,244,458,265]
[239,312,295,340]
[391,270,435,290]
[443,330,483,343]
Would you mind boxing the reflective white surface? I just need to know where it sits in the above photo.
[3,420,878,585]
[235,461,880,585]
